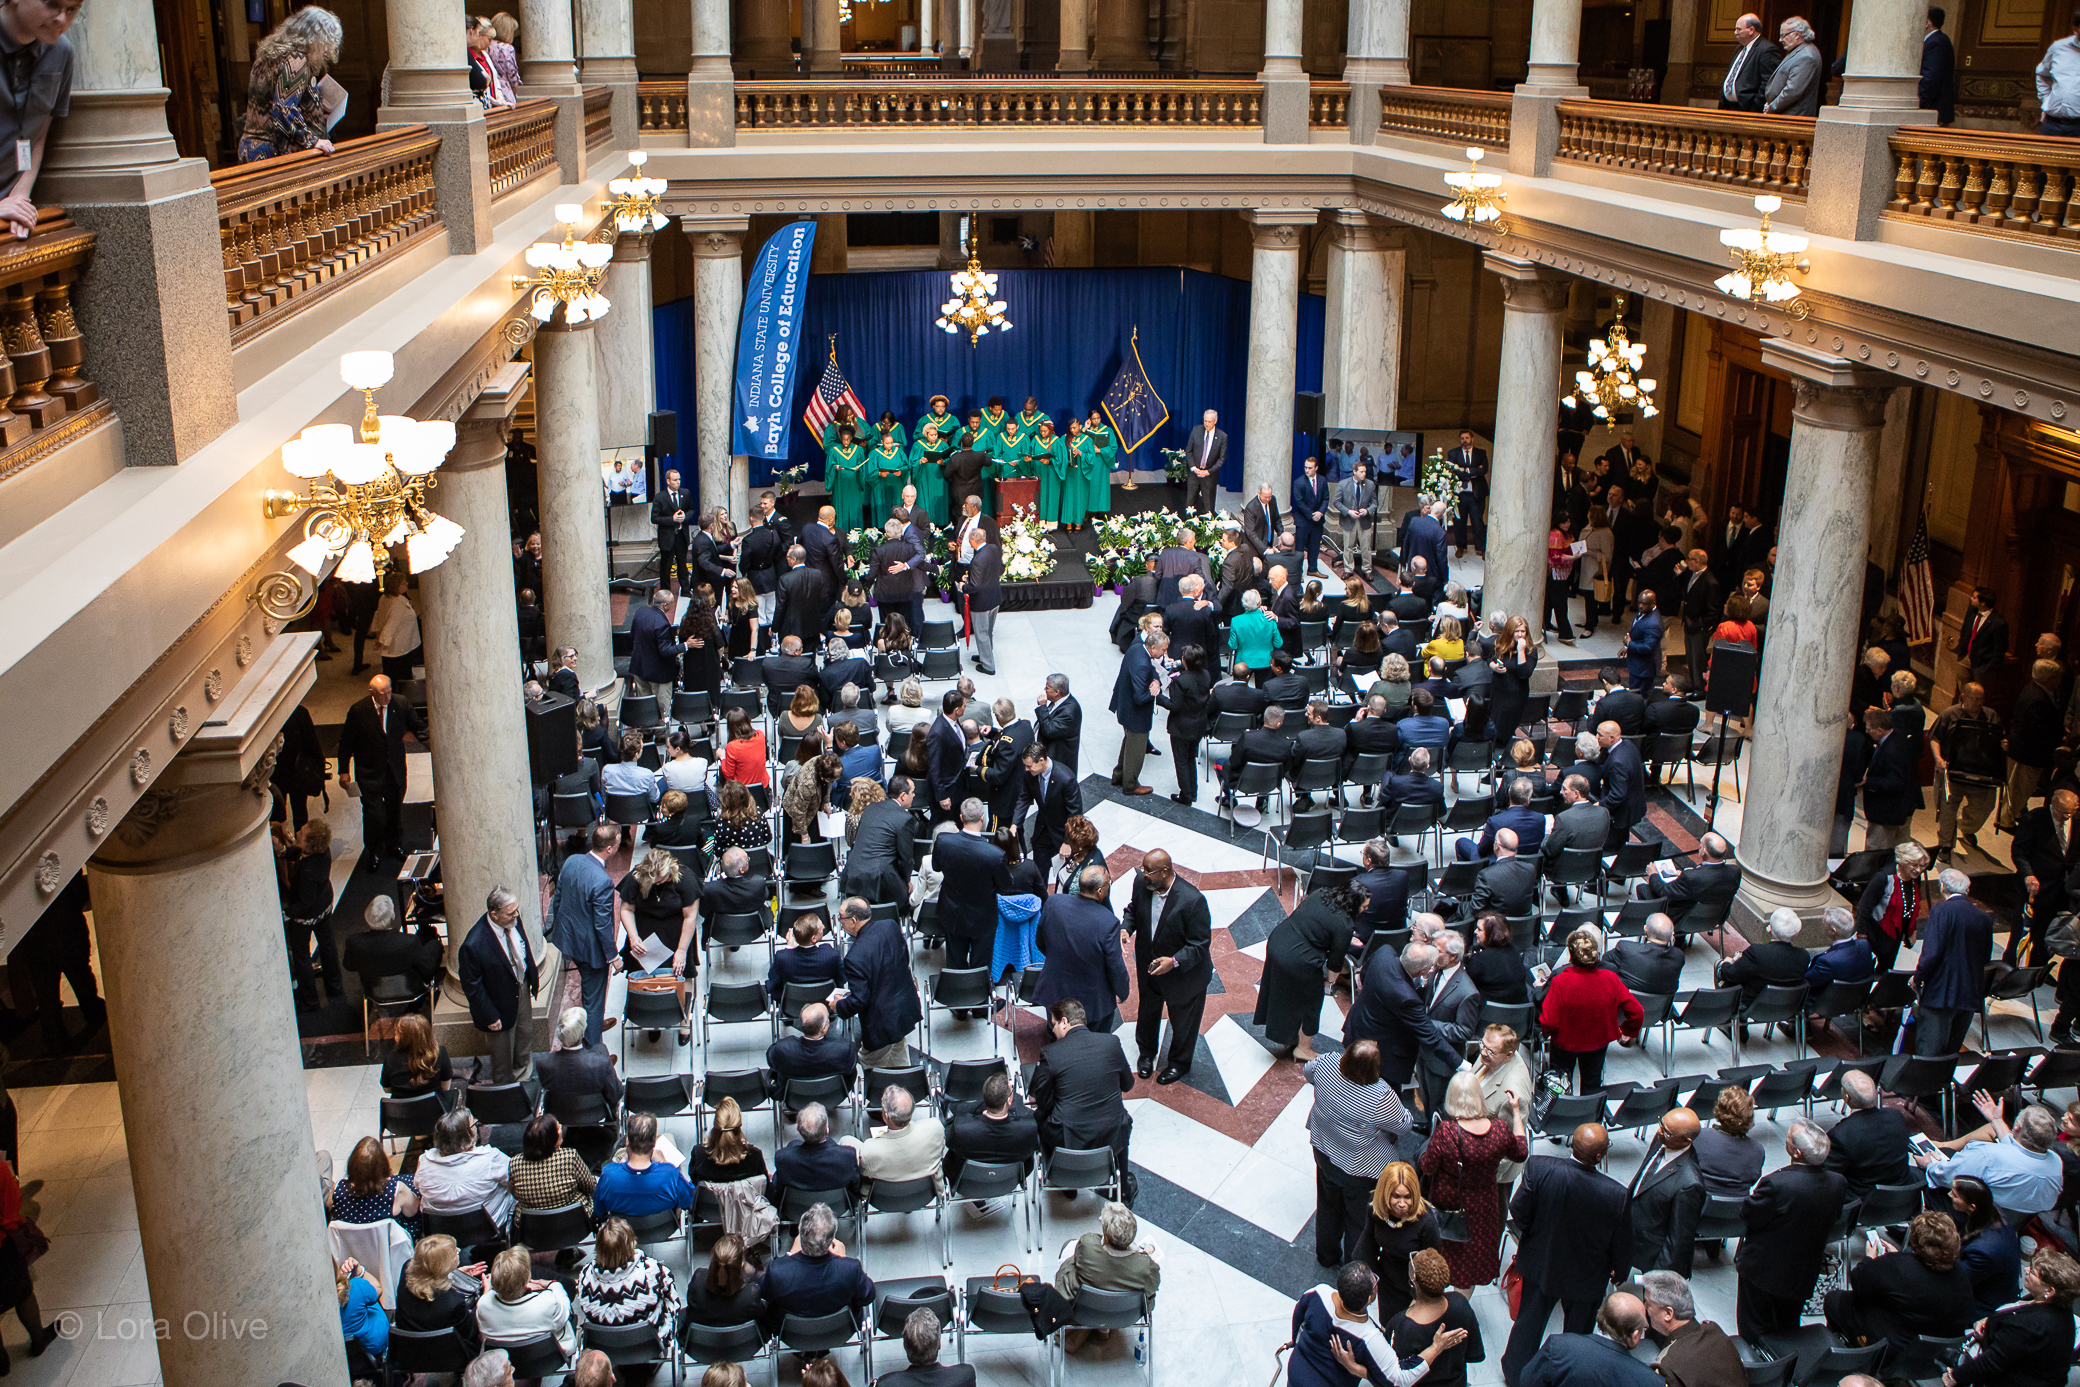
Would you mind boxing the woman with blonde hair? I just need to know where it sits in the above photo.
[780,684,822,739]
[239,8,343,162]
[687,1095,769,1185]
[335,1254,389,1371]
[726,577,762,660]
[1422,616,1466,665]
[1364,1161,1441,1319]
[1487,614,1538,744]
[487,12,522,96]
[846,777,886,843]
[1376,652,1413,709]
[884,674,931,736]
[394,1233,483,1345]
[1418,1072,1527,1288]
[575,1216,681,1374]
[475,1244,576,1358]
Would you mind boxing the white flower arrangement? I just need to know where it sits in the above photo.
[1087,507,1228,589]
[999,505,1058,583]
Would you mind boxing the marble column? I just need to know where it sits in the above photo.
[1344,0,1410,143]
[810,0,843,72]
[1734,343,1895,929]
[688,0,736,147]
[519,0,589,182]
[1091,0,1150,68]
[1662,0,1698,107]
[1809,0,1936,240]
[1508,0,1586,176]
[1241,210,1315,507]
[738,0,792,72]
[580,0,640,148]
[921,0,935,53]
[1059,0,1090,70]
[594,232,657,453]
[87,638,346,1387]
[1052,209,1094,267]
[1259,0,1308,143]
[1868,388,1913,574]
[376,0,494,254]
[1482,254,1571,629]
[1322,211,1401,432]
[687,216,751,524]
[418,369,548,970]
[37,0,232,467]
[535,318,616,694]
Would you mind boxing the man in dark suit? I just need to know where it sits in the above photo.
[1034,675,1082,776]
[1153,531,1213,607]
[1031,999,1136,1182]
[1601,430,1649,477]
[1343,695,1400,784]
[771,1104,864,1204]
[1717,906,1811,1009]
[1181,408,1226,515]
[1501,1125,1635,1384]
[876,1308,977,1387]
[1922,7,1956,124]
[841,778,920,906]
[1805,906,1877,989]
[1596,721,1647,851]
[1628,1109,1706,1276]
[690,508,735,594]
[1643,671,1702,780]
[1379,746,1445,823]
[1417,933,1483,1115]
[1824,1069,1911,1199]
[1342,939,1459,1088]
[830,896,923,1067]
[766,1001,859,1097]
[1635,831,1741,933]
[1213,528,1253,617]
[1013,743,1080,867]
[958,530,1003,675]
[1125,850,1212,1085]
[1517,1292,1660,1387]
[1377,612,1423,665]
[980,702,1033,830]
[1737,1120,1849,1345]
[1034,866,1131,1033]
[774,547,829,650]
[1954,586,2008,687]
[700,847,774,942]
[1457,777,1545,860]
[2002,658,2065,838]
[1445,430,1488,555]
[1242,484,1282,558]
[802,507,846,597]
[1354,839,1414,940]
[870,520,926,640]
[1676,551,1724,697]
[821,638,873,708]
[1860,707,1920,850]
[341,893,443,998]
[762,635,821,712]
[1609,914,1686,998]
[457,885,538,1083]
[1471,831,1539,916]
[740,508,787,619]
[1290,457,1329,577]
[652,467,692,590]
[1260,651,1311,713]
[2013,791,2080,980]
[1163,577,1220,662]
[934,800,1010,971]
[1718,13,1782,112]
[945,1071,1041,1182]
[1914,867,1993,1056]
[944,434,989,515]
[1403,501,1451,587]
[1592,670,1647,737]
[1110,628,1164,796]
[1210,662,1270,725]
[1540,776,1612,872]
[336,673,427,865]
[926,691,969,821]
[1222,703,1296,810]
[1287,702,1348,811]
[627,585,684,703]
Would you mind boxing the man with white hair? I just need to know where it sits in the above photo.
[462,1350,515,1387]
[341,888,442,999]
[1763,16,1823,115]
[1344,939,1460,1089]
[1823,1069,1910,1199]
[1054,1200,1161,1330]
[1417,930,1482,1116]
[627,584,684,703]
[1804,905,1876,991]
[1716,907,1809,1010]
[822,637,873,706]
[1735,1118,1847,1345]
[1918,1097,2066,1218]
[842,1085,948,1193]
[1608,913,1685,998]
[535,1004,624,1111]
[1638,1270,1745,1387]
[1913,867,1993,1057]
[759,1200,875,1332]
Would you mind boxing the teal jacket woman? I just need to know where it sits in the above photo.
[1229,593,1281,672]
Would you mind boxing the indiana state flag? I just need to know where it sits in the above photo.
[1100,326,1169,454]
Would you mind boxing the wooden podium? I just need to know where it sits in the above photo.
[996,477,1038,527]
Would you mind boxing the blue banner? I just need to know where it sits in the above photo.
[731,220,818,458]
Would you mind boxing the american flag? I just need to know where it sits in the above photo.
[1902,508,1936,644]
[801,347,865,444]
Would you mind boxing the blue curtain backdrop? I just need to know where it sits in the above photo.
[652,266,1324,495]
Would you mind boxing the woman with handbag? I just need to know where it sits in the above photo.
[1417,1073,1527,1290]
[0,1158,60,1368]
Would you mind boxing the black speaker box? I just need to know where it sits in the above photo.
[526,692,579,784]
[1704,640,1759,718]
[1294,390,1324,435]
[648,410,679,454]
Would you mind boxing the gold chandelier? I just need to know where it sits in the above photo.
[514,203,614,324]
[936,215,1010,346]
[260,351,461,606]
[1441,146,1507,235]
[1716,194,1811,319]
[1563,294,1658,421]
[605,151,669,235]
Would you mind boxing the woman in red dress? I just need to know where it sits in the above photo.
[1418,1072,1529,1289]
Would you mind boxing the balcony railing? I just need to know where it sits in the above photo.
[584,85,613,153]
[1377,86,1512,149]
[735,79,1264,129]
[841,55,944,76]
[638,81,689,134]
[0,209,106,485]
[212,127,443,347]
[1888,128,2080,242]
[1310,82,1350,129]
[487,99,560,199]
[1554,101,1814,199]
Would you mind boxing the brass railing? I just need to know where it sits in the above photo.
[1309,82,1350,129]
[735,79,1264,128]
[583,85,612,152]
[1377,86,1512,149]
[1888,128,2080,241]
[486,98,559,198]
[638,81,689,134]
[1554,101,1814,198]
[0,209,106,484]
[211,127,442,346]
[841,55,944,76]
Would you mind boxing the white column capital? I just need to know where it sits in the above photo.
[1246,208,1318,250]
[1484,253,1572,313]
[682,215,752,257]
[1761,341,1897,430]
[1329,207,1381,249]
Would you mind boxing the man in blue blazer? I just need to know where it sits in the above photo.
[1805,906,1877,990]
[829,897,922,1067]
[627,586,685,703]
[926,691,970,821]
[549,823,620,1048]
[458,885,538,1083]
[1109,629,1165,796]
[1596,721,1648,851]
[1342,939,1459,1088]
[933,800,1011,972]
[1034,866,1131,1033]
[1379,747,1446,824]
[1624,590,1664,689]
[1860,706,1922,851]
[1290,455,1328,578]
[1502,1126,1636,1384]
[1455,777,1546,860]
[1518,1292,1660,1387]
[1402,500,1451,586]
[1913,867,1993,1056]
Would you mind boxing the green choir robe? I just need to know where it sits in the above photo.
[988,425,1037,479]
[915,410,958,447]
[822,417,869,452]
[871,420,909,453]
[824,441,869,534]
[1016,409,1047,438]
[977,406,1012,445]
[908,436,953,525]
[1033,434,1071,524]
[1068,434,1110,524]
[865,439,913,526]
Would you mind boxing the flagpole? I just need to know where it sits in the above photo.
[1121,325,1139,491]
